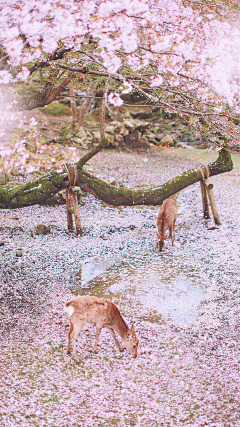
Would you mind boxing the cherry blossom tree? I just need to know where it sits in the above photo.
[0,0,237,208]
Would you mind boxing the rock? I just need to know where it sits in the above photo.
[154,133,165,142]
[105,134,114,144]
[112,122,125,134]
[176,141,190,147]
[0,241,5,246]
[123,120,138,132]
[0,173,6,185]
[135,123,151,133]
[25,142,37,153]
[5,172,12,182]
[124,129,141,146]
[105,125,116,135]
[159,135,174,146]
[36,224,51,235]
[125,129,150,149]
[176,142,194,149]
[0,172,12,185]
[104,177,119,186]
[108,140,118,149]
[16,250,22,257]
[115,134,124,143]
[208,224,219,230]
[43,192,66,205]
[145,133,156,140]
[92,130,101,143]
[74,128,92,148]
[122,110,133,120]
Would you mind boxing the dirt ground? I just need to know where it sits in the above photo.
[0,147,240,427]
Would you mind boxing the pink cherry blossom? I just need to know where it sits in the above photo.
[16,66,30,81]
[29,117,38,127]
[101,50,122,74]
[0,70,12,84]
[150,75,163,87]
[108,92,123,107]
[120,81,133,94]
[5,38,24,58]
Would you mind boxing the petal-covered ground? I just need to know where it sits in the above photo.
[0,148,240,426]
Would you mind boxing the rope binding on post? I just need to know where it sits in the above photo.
[198,165,213,188]
[64,163,78,189]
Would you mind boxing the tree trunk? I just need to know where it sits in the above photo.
[16,74,75,110]
[0,145,233,209]
[69,84,78,124]
[76,148,232,206]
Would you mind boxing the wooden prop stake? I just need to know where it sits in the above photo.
[70,188,83,235]
[205,186,221,225]
[199,166,221,225]
[64,163,83,235]
[66,188,74,230]
[200,181,210,219]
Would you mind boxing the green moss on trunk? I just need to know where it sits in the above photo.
[76,148,233,206]
[0,171,66,209]
[0,148,232,209]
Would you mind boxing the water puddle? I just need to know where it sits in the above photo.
[70,255,208,326]
[75,259,113,286]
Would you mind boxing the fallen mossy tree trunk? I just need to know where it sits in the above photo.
[0,143,233,209]
[77,148,232,206]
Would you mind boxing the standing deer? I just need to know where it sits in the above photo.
[64,295,139,363]
[156,198,178,252]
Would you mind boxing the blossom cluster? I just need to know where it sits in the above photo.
[0,113,79,175]
[0,0,239,173]
[0,0,239,103]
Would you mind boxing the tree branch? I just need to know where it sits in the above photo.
[77,137,109,169]
[75,148,233,206]
[17,74,75,110]
[0,147,233,209]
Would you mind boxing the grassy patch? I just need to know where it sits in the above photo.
[40,103,71,116]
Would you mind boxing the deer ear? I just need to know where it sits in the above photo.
[130,325,136,336]
[156,230,160,238]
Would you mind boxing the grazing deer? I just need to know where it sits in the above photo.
[156,198,178,252]
[64,295,139,363]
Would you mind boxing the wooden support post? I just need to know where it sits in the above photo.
[200,181,210,219]
[205,186,221,225]
[70,188,83,235]
[65,188,74,231]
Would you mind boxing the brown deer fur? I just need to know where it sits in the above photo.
[156,198,178,251]
[64,295,139,363]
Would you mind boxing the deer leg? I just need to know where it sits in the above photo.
[173,222,176,243]
[67,321,73,354]
[70,320,86,364]
[107,327,124,352]
[169,225,175,246]
[94,326,102,353]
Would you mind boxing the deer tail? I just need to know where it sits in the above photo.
[64,301,75,317]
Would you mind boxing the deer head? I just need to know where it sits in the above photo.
[124,325,139,357]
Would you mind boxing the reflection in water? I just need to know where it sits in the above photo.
[76,259,113,286]
[73,255,208,326]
